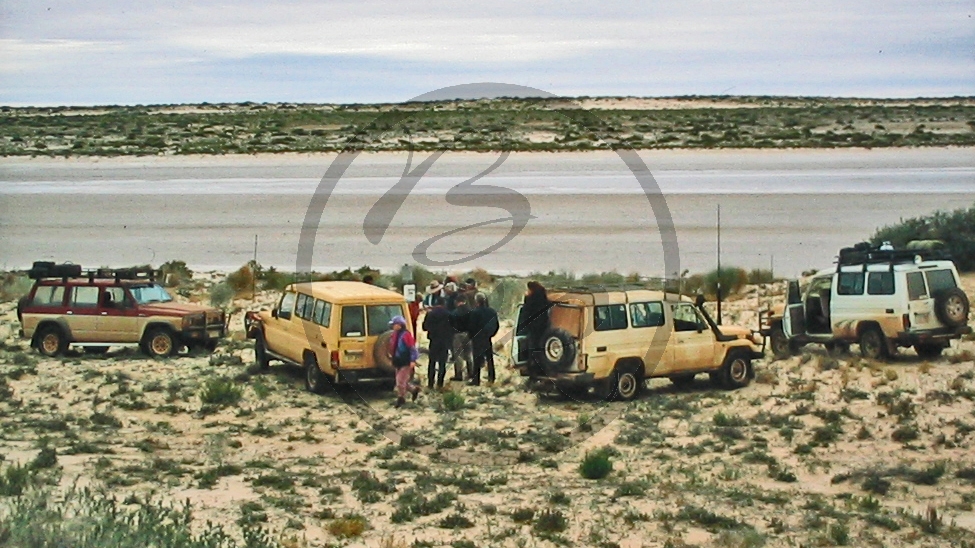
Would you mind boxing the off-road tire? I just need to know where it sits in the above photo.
[36,325,66,357]
[769,324,797,360]
[144,328,176,359]
[858,326,889,360]
[670,374,696,388]
[305,354,329,395]
[599,365,642,402]
[914,343,945,360]
[373,331,396,374]
[721,351,752,390]
[254,334,270,370]
[538,328,577,371]
[933,288,970,328]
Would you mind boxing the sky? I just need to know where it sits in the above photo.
[0,0,972,106]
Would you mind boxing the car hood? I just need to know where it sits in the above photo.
[138,302,218,316]
[717,325,752,339]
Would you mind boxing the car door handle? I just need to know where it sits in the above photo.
[321,342,327,348]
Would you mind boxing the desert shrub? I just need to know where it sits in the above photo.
[258,266,291,291]
[702,267,748,298]
[461,268,494,288]
[579,448,613,479]
[489,277,525,321]
[159,261,193,287]
[441,391,466,412]
[0,273,31,302]
[0,485,273,547]
[328,514,368,538]
[511,507,535,523]
[871,202,975,271]
[209,282,234,308]
[0,462,35,496]
[199,377,242,407]
[226,263,256,297]
[532,508,568,533]
[747,268,775,284]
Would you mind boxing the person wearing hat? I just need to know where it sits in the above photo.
[422,280,444,310]
[387,315,420,408]
[443,281,459,312]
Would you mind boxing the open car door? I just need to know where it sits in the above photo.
[511,304,531,368]
[782,279,806,338]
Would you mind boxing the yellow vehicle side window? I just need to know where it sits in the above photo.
[313,299,332,327]
[341,306,365,337]
[630,302,664,328]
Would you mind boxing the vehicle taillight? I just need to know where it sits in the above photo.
[902,314,911,331]
[330,350,340,369]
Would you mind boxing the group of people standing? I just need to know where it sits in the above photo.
[421,277,499,389]
[388,277,551,408]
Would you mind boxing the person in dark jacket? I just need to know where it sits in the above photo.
[519,281,552,363]
[467,292,499,385]
[449,294,473,381]
[422,296,452,389]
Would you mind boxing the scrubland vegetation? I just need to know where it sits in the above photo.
[1,96,973,156]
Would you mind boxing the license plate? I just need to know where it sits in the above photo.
[208,329,222,338]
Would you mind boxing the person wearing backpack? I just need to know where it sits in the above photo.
[388,315,420,408]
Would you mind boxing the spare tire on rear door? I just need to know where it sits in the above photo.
[933,288,970,328]
[537,328,577,370]
[373,331,397,374]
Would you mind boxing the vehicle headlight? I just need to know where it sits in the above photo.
[183,313,205,328]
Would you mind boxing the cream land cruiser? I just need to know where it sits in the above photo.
[245,281,410,393]
[512,286,765,400]
[18,262,225,358]
[766,244,971,360]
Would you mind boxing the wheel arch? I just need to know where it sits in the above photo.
[32,319,73,345]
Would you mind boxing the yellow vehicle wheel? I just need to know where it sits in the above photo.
[144,328,176,359]
[36,326,66,357]
[721,351,751,390]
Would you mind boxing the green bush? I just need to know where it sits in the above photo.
[872,202,975,271]
[747,268,775,284]
[441,391,466,412]
[0,273,31,303]
[0,485,276,548]
[579,447,613,479]
[209,282,234,308]
[702,267,748,298]
[199,377,243,407]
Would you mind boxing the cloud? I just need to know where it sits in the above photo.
[0,0,972,104]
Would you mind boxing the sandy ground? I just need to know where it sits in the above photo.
[1,275,974,547]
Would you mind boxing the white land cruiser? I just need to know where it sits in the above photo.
[768,244,971,360]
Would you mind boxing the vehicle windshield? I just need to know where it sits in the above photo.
[130,284,174,304]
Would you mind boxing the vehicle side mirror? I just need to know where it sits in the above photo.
[695,294,706,308]
[697,322,706,333]
[271,309,278,318]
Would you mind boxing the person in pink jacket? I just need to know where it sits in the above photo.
[388,315,420,408]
